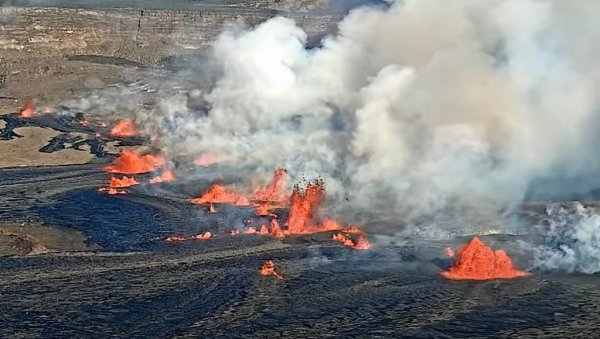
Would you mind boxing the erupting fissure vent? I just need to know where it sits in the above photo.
[19,101,35,118]
[110,119,141,137]
[442,236,530,281]
[260,260,284,280]
[105,150,165,174]
[189,184,250,206]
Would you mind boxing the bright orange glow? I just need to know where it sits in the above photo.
[19,101,35,118]
[253,168,288,203]
[209,204,217,213]
[244,227,257,234]
[260,260,284,280]
[194,151,219,167]
[286,180,325,234]
[105,150,165,174]
[189,184,250,206]
[98,187,127,195]
[108,175,139,188]
[149,169,176,184]
[165,236,187,244]
[110,119,141,137]
[441,236,530,281]
[253,168,289,216]
[332,233,371,250]
[193,231,212,240]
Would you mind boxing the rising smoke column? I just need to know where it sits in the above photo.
[147,0,600,235]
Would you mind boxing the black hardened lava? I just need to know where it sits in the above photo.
[0,111,145,157]
[0,110,599,337]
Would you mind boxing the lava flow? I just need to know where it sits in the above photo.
[259,260,284,280]
[19,101,35,118]
[189,184,250,206]
[441,236,530,281]
[332,232,371,250]
[105,150,165,174]
[149,169,176,184]
[110,119,141,137]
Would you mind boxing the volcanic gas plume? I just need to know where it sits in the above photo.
[194,151,220,167]
[105,150,165,174]
[118,0,600,253]
[442,236,530,281]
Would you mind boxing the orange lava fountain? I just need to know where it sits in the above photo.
[149,169,176,184]
[441,236,531,281]
[189,184,250,206]
[19,101,35,118]
[110,119,141,137]
[105,150,165,174]
[286,180,326,234]
[253,168,288,203]
[109,175,139,188]
[259,260,284,280]
[253,168,289,216]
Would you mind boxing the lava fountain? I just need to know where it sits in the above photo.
[110,119,141,137]
[189,184,250,206]
[260,260,284,280]
[105,150,165,174]
[441,236,530,281]
[19,101,35,118]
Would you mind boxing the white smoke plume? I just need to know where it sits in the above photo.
[532,202,600,274]
[136,0,600,233]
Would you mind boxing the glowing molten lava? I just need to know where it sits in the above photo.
[441,236,530,281]
[19,101,35,118]
[259,260,283,280]
[105,150,165,174]
[253,168,288,203]
[253,168,289,216]
[189,184,250,206]
[165,236,187,244]
[332,233,371,250]
[110,119,141,137]
[149,169,176,184]
[109,175,139,188]
[286,180,326,234]
[193,231,212,240]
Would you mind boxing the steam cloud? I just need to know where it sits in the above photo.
[533,203,600,274]
[146,0,598,226]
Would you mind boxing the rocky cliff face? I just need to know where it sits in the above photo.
[0,6,339,65]
[0,4,340,110]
